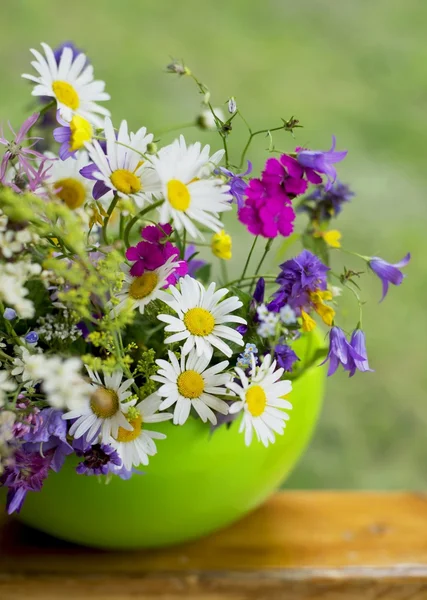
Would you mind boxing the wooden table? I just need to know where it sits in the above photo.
[1,492,427,599]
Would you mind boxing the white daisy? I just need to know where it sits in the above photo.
[111,256,178,316]
[43,151,95,211]
[146,136,232,238]
[152,349,231,425]
[85,117,159,206]
[109,394,172,469]
[158,275,246,358]
[22,43,110,126]
[63,368,135,444]
[228,354,293,447]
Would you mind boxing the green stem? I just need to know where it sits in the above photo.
[156,122,195,135]
[123,200,163,248]
[38,100,55,117]
[220,259,229,286]
[239,236,258,283]
[102,194,119,245]
[224,273,276,288]
[181,229,187,260]
[250,239,274,293]
[239,125,289,169]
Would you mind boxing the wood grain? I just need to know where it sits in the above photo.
[1,491,427,599]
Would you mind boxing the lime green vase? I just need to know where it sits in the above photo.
[14,333,326,549]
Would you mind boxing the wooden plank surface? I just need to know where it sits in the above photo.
[1,491,427,599]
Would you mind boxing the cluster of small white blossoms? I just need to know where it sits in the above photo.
[256,303,297,338]
[0,261,42,318]
[36,311,82,343]
[11,347,91,411]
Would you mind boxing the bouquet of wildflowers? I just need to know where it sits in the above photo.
[0,42,410,515]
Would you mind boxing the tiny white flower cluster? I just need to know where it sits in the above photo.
[11,348,91,411]
[0,261,42,318]
[256,304,297,338]
[37,311,82,343]
[0,210,39,259]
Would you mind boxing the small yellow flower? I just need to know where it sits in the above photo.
[301,310,316,332]
[309,289,335,327]
[323,229,342,248]
[211,230,232,261]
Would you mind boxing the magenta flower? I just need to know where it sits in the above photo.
[297,136,347,190]
[126,223,188,284]
[238,177,296,238]
[369,253,410,302]
[0,113,45,185]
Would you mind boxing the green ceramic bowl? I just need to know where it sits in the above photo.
[14,332,326,549]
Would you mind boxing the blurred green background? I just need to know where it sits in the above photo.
[1,0,425,488]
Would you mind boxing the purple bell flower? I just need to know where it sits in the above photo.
[321,326,364,377]
[347,329,373,376]
[297,136,347,191]
[369,253,410,302]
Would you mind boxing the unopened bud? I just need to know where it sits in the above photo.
[228,97,237,114]
[146,142,158,155]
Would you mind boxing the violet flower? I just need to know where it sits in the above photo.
[126,241,166,276]
[23,408,73,472]
[219,161,252,209]
[275,343,299,372]
[269,250,329,312]
[0,113,46,184]
[185,244,207,278]
[321,326,364,377]
[0,449,53,514]
[369,253,411,302]
[75,443,122,476]
[347,329,373,376]
[297,136,347,191]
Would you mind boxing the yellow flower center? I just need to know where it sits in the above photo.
[184,307,215,336]
[177,370,205,399]
[246,385,267,417]
[129,272,159,300]
[52,80,80,110]
[115,414,142,443]
[110,169,142,195]
[55,177,86,209]
[69,115,93,151]
[167,179,191,211]
[90,387,119,419]
[211,230,232,261]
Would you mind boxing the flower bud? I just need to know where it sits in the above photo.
[146,142,158,155]
[228,97,237,114]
